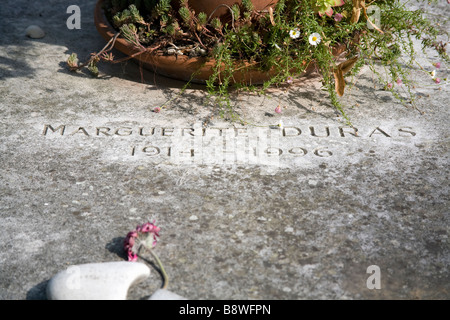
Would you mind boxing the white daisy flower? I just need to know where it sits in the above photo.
[289,28,300,39]
[309,33,321,46]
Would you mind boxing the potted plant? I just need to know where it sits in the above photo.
[91,0,285,85]
[68,0,448,122]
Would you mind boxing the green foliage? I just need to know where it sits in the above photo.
[67,53,79,71]
[197,12,207,26]
[242,0,254,12]
[87,61,99,77]
[211,17,222,30]
[112,4,145,27]
[120,23,142,48]
[164,21,178,35]
[178,6,191,26]
[153,0,172,18]
[231,4,240,20]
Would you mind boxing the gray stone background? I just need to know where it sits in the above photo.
[0,0,448,299]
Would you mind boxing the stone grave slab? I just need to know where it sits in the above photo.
[0,0,448,299]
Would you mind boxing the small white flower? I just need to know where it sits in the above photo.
[273,43,281,51]
[289,28,300,39]
[431,70,436,78]
[309,33,321,46]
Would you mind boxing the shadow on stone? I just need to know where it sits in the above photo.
[105,236,128,261]
[26,279,49,300]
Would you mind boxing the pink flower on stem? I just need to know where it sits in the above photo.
[275,105,282,114]
[286,76,293,84]
[433,62,441,69]
[386,83,393,89]
[334,13,343,22]
[153,106,161,113]
[434,77,441,84]
[124,221,161,261]
[123,220,169,289]
[396,78,403,85]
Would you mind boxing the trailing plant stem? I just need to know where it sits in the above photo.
[149,249,169,290]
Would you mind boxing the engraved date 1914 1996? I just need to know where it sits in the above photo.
[130,145,334,158]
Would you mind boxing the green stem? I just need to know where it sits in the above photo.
[149,249,169,290]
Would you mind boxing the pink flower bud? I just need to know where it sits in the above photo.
[396,78,403,85]
[334,13,343,22]
[153,107,161,113]
[433,62,441,69]
[275,105,282,114]
[434,77,441,84]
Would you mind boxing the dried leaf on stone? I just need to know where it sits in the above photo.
[269,7,275,26]
[334,68,345,96]
[350,0,364,24]
[333,57,358,96]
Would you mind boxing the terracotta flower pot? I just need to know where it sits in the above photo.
[94,0,348,84]
[172,0,279,20]
[94,0,303,84]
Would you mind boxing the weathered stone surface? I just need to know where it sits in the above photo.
[0,0,449,300]
[46,262,150,300]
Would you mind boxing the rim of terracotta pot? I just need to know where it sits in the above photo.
[94,0,316,85]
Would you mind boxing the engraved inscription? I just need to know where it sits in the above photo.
[42,124,418,166]
[42,124,416,139]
